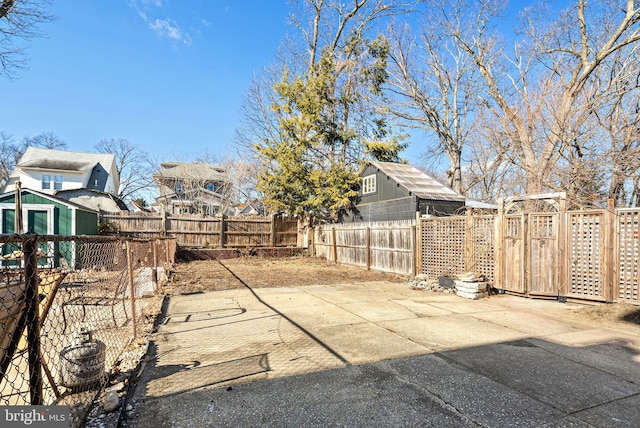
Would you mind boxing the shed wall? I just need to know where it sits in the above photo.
[343,197,417,223]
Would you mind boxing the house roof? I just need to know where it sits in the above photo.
[55,188,129,211]
[367,161,465,202]
[156,162,227,182]
[13,147,120,192]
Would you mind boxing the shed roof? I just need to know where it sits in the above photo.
[0,188,99,213]
[367,161,464,201]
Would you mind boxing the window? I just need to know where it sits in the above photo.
[206,183,215,192]
[362,175,376,194]
[175,181,183,194]
[53,175,63,190]
[42,175,51,190]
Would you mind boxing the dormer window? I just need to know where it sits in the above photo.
[363,175,376,194]
[54,175,63,190]
[42,175,51,190]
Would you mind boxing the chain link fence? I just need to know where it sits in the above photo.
[0,234,176,427]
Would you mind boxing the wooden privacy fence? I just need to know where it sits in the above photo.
[312,220,416,276]
[100,211,299,248]
[420,196,640,305]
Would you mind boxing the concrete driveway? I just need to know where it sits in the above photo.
[126,279,640,427]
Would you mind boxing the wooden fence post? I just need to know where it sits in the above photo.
[415,211,422,276]
[24,236,43,405]
[557,196,568,299]
[494,199,505,290]
[126,241,138,338]
[270,214,276,247]
[603,198,616,302]
[161,209,167,236]
[219,216,226,248]
[365,227,371,270]
[464,208,475,272]
[332,226,337,263]
[411,224,417,277]
[309,225,315,256]
[152,240,158,293]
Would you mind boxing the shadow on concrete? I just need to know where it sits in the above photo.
[129,336,640,428]
[136,341,271,401]
[214,259,349,365]
[163,307,246,324]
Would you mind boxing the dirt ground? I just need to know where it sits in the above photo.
[164,255,406,293]
[161,255,640,328]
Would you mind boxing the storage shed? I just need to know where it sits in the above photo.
[0,189,99,268]
[0,188,98,236]
[343,161,465,223]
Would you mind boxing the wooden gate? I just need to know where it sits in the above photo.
[503,215,526,294]
[528,213,559,297]
[497,193,565,298]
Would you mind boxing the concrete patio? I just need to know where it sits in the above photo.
[126,280,640,427]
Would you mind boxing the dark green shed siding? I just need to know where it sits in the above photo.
[76,209,98,235]
[0,191,98,236]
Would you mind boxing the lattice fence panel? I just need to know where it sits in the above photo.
[618,209,640,303]
[568,212,604,298]
[421,216,466,279]
[472,216,495,284]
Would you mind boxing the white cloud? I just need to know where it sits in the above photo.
[149,19,192,45]
[141,0,163,7]
[129,0,192,46]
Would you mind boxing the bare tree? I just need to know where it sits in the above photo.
[22,130,65,149]
[0,0,53,77]
[0,132,20,186]
[593,50,640,207]
[94,138,155,202]
[431,0,640,208]
[0,131,66,187]
[153,160,233,216]
[386,5,480,195]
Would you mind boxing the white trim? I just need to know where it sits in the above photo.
[71,206,76,235]
[0,203,55,234]
[0,204,55,268]
[362,175,376,194]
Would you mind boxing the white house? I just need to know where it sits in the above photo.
[3,147,120,196]
[1,147,124,213]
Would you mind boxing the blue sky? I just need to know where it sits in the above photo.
[0,1,294,160]
[1,0,430,165]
